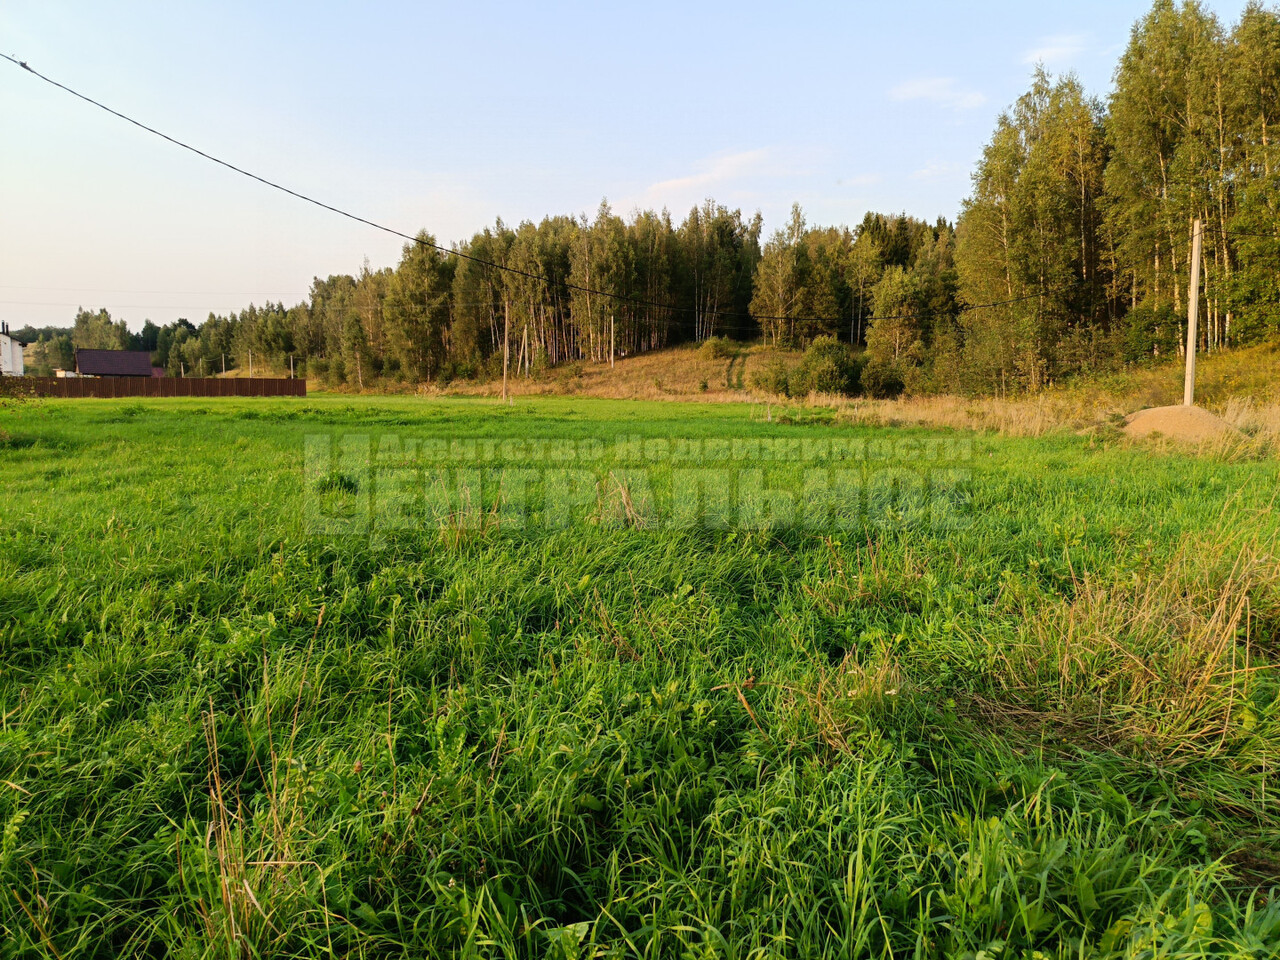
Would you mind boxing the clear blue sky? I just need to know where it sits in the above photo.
[0,0,1245,331]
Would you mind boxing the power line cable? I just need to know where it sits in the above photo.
[1,52,760,326]
[3,53,1077,332]
[1208,228,1280,240]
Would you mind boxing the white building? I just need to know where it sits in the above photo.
[0,323,24,377]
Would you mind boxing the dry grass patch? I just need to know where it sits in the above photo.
[432,342,803,402]
[792,651,904,756]
[825,389,1279,456]
[422,340,1280,455]
[982,523,1280,766]
[827,393,1116,437]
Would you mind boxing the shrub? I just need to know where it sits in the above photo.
[751,357,792,397]
[861,357,905,399]
[790,336,863,396]
[699,336,737,360]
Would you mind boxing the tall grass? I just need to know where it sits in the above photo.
[1,394,1278,957]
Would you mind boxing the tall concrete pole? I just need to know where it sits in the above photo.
[1184,218,1203,407]
[502,299,510,402]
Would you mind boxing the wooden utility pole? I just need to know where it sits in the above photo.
[290,354,295,379]
[221,353,226,375]
[502,299,510,401]
[1184,218,1203,407]
[248,348,254,379]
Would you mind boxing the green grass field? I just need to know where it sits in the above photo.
[2,395,1279,958]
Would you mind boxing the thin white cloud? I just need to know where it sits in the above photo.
[1021,33,1089,66]
[643,149,772,200]
[889,77,985,111]
[909,161,968,182]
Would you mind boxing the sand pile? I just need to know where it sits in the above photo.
[1123,404,1238,443]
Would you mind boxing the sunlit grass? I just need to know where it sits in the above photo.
[1,394,1278,957]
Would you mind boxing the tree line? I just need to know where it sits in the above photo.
[19,205,961,392]
[17,0,1279,396]
[954,0,1280,393]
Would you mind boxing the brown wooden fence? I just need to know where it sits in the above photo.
[1,377,306,398]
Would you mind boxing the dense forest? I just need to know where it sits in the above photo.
[18,0,1280,396]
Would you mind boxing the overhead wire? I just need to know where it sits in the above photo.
[3,52,1085,333]
[1,52,768,330]
[1206,227,1280,240]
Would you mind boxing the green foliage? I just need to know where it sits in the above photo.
[868,265,922,364]
[749,203,809,346]
[747,207,952,351]
[314,469,360,495]
[27,3,1280,397]
[677,201,762,342]
[384,232,454,382]
[948,1,1280,392]
[1122,302,1185,364]
[957,69,1106,393]
[750,356,793,396]
[70,307,131,352]
[698,335,736,360]
[1101,0,1280,358]
[1227,173,1280,344]
[789,335,863,396]
[3,396,1280,956]
[861,356,906,398]
[24,332,74,376]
